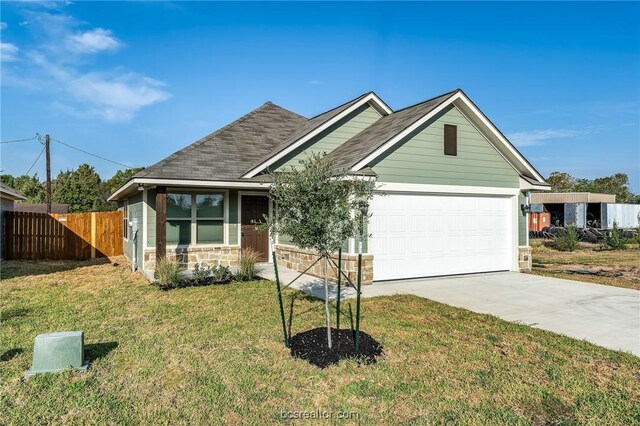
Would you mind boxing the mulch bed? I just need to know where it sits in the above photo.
[156,278,233,291]
[289,327,383,368]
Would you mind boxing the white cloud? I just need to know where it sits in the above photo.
[66,28,121,54]
[2,9,170,122]
[1,42,19,62]
[507,129,581,147]
[67,72,170,121]
[0,22,7,30]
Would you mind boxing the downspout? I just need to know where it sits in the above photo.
[132,230,138,272]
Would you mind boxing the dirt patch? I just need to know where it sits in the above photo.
[289,327,383,368]
[539,264,639,280]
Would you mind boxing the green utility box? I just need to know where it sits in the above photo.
[26,331,89,377]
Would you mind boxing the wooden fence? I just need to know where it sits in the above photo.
[3,211,123,260]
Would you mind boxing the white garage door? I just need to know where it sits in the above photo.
[369,193,513,281]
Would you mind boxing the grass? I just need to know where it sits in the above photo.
[1,258,639,425]
[530,239,640,290]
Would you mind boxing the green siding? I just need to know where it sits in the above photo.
[228,190,239,245]
[123,192,143,268]
[371,106,520,188]
[518,193,527,245]
[275,104,382,170]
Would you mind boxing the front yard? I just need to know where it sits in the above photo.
[1,259,639,424]
[530,240,640,290]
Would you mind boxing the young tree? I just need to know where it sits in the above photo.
[262,153,375,349]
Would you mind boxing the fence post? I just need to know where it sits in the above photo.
[273,251,289,347]
[355,253,362,354]
[336,248,342,331]
[91,212,96,259]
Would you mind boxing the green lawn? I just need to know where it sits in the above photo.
[1,258,639,425]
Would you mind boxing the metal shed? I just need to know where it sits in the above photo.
[601,204,640,229]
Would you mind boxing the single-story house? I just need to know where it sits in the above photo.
[1,182,27,259]
[109,89,550,283]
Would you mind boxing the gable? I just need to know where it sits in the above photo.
[371,105,520,188]
[271,103,383,170]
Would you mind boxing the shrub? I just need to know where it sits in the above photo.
[154,258,181,286]
[555,227,579,252]
[212,265,234,283]
[604,222,627,250]
[236,248,260,281]
[192,263,212,284]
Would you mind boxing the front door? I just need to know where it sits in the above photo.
[241,195,270,262]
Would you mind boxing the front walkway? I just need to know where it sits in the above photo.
[256,264,640,356]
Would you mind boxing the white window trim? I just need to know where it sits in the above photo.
[123,200,130,242]
[165,190,229,248]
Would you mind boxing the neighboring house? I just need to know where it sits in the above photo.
[109,89,550,283]
[0,183,27,259]
[14,203,70,214]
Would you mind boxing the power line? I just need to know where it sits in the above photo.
[51,137,135,169]
[25,146,46,175]
[1,135,38,144]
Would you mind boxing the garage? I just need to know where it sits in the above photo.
[369,193,514,281]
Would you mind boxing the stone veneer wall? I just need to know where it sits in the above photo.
[274,244,374,285]
[518,246,532,272]
[144,246,240,272]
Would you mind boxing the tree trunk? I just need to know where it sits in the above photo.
[324,255,332,349]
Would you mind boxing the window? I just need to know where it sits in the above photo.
[165,192,225,245]
[122,200,129,240]
[444,124,457,156]
[196,194,224,244]
[167,193,192,245]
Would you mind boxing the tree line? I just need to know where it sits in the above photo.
[544,172,639,203]
[1,164,145,213]
[2,166,637,213]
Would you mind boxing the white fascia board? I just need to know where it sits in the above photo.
[351,92,462,172]
[519,177,552,191]
[352,91,547,184]
[376,182,520,196]
[108,178,271,201]
[0,188,27,201]
[453,92,546,183]
[242,92,392,179]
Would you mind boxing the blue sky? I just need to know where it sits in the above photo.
[1,1,639,190]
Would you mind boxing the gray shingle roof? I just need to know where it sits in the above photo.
[14,203,70,214]
[328,90,459,170]
[0,182,26,200]
[242,92,372,176]
[136,102,308,181]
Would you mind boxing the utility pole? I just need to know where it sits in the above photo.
[45,134,52,214]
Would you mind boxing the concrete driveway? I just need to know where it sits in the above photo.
[256,264,640,356]
[366,272,640,356]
